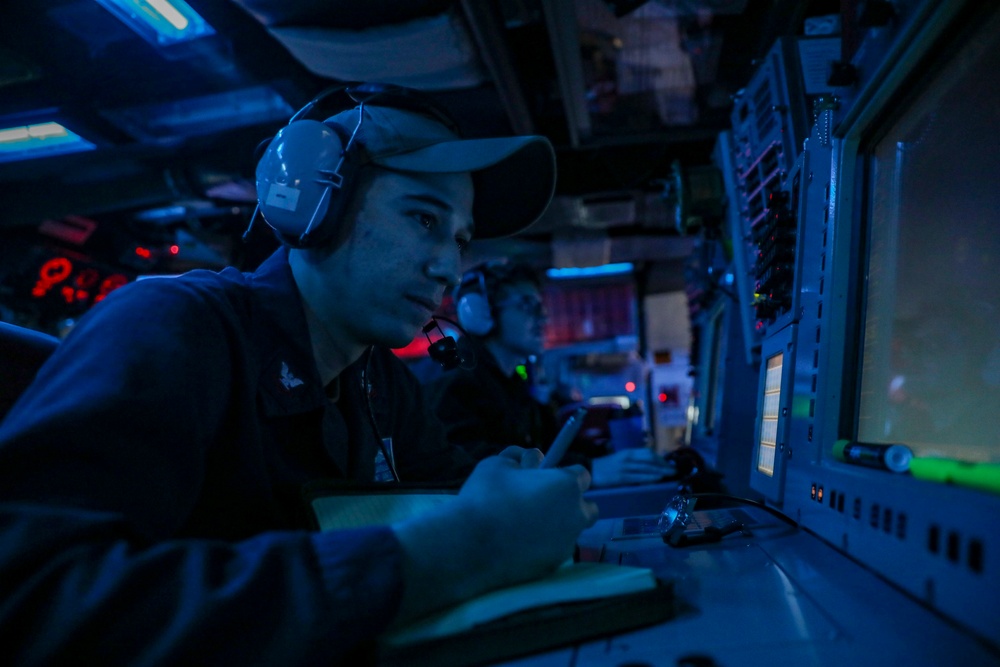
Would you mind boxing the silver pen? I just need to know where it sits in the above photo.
[540,407,587,468]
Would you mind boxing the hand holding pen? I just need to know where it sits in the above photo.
[541,407,588,468]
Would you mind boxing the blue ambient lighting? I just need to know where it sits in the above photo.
[134,205,187,222]
[94,0,215,46]
[545,263,634,280]
[0,122,96,163]
[107,86,294,139]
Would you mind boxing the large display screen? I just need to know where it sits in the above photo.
[855,16,1000,464]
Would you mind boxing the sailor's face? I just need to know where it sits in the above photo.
[300,168,474,350]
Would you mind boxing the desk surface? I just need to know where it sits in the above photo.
[496,504,1000,667]
[583,480,681,518]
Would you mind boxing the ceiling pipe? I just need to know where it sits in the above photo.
[540,0,592,147]
[458,0,536,135]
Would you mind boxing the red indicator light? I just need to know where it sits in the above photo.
[135,247,151,259]
[33,257,74,298]
[40,257,73,283]
[658,392,668,403]
[625,381,636,392]
[170,245,180,255]
[95,274,129,303]
[74,267,99,289]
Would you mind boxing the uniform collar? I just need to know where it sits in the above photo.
[248,247,327,416]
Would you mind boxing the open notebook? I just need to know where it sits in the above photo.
[304,484,677,667]
[378,562,673,667]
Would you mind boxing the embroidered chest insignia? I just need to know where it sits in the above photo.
[279,361,305,390]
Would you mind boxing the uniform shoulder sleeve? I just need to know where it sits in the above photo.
[0,275,405,663]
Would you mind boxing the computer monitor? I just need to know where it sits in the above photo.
[688,297,726,441]
[851,49,1000,464]
[775,1,1000,645]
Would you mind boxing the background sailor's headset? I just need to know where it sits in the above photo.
[455,260,511,337]
[249,82,461,249]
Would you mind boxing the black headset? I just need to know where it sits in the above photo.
[422,317,476,371]
[246,82,460,249]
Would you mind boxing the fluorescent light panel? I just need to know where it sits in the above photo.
[93,0,215,46]
[546,262,634,280]
[0,122,96,163]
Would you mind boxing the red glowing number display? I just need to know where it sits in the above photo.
[31,256,129,307]
[95,274,128,303]
[32,257,73,297]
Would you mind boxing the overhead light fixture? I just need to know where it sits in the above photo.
[93,0,215,46]
[0,121,96,163]
[104,85,294,140]
[546,262,634,280]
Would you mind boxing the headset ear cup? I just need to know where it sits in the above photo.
[457,292,494,336]
[255,119,355,248]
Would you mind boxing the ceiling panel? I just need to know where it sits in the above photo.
[0,0,837,286]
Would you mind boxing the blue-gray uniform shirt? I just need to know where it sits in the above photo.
[0,247,475,665]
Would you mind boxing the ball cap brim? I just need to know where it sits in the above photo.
[326,105,556,239]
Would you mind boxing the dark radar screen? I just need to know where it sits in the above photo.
[855,21,1000,466]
